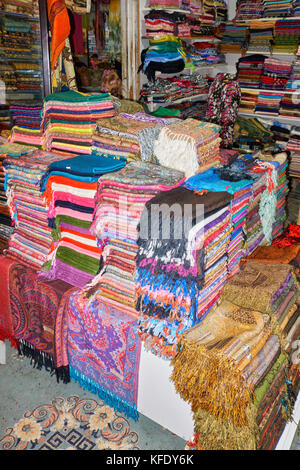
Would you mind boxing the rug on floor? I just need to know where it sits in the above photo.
[0,395,140,450]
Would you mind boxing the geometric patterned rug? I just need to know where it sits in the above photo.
[0,395,140,450]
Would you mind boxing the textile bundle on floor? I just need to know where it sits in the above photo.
[9,102,43,148]
[153,118,221,177]
[184,165,253,277]
[85,161,185,317]
[172,257,300,450]
[92,112,180,164]
[41,90,116,156]
[40,154,126,288]
[3,150,69,269]
[136,187,233,359]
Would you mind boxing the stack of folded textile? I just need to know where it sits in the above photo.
[66,161,184,423]
[287,126,300,178]
[0,142,37,250]
[0,0,38,16]
[165,98,208,120]
[237,54,266,89]
[234,0,265,20]
[82,161,185,317]
[255,91,284,116]
[140,35,186,82]
[144,9,186,37]
[40,154,126,288]
[203,0,227,21]
[247,20,275,54]
[233,116,275,153]
[270,121,292,149]
[286,56,300,90]
[172,258,300,450]
[185,166,253,277]
[140,75,209,108]
[41,91,117,156]
[259,151,289,239]
[92,112,180,164]
[239,89,260,114]
[260,58,293,91]
[280,91,300,118]
[9,101,43,148]
[154,118,221,177]
[294,0,300,16]
[263,0,294,17]
[3,151,69,270]
[135,186,233,359]
[273,19,300,55]
[220,22,248,53]
[241,157,272,255]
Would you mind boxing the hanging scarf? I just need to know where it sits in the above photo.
[47,0,71,70]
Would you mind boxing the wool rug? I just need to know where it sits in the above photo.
[0,395,140,450]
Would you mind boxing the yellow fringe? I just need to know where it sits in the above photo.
[170,339,255,428]
[193,404,259,450]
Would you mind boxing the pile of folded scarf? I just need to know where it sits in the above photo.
[247,20,275,54]
[280,91,300,118]
[140,75,209,108]
[3,150,69,269]
[286,56,300,90]
[294,0,300,16]
[233,117,275,154]
[255,91,284,116]
[154,118,221,177]
[92,112,179,163]
[203,0,227,21]
[172,256,300,450]
[263,0,294,17]
[241,156,275,254]
[82,161,185,317]
[237,54,267,89]
[273,18,300,55]
[234,0,265,20]
[287,126,300,178]
[9,101,43,148]
[220,22,248,53]
[0,0,39,16]
[40,154,126,288]
[41,91,117,156]
[270,121,292,149]
[185,165,253,277]
[239,89,260,114]
[140,35,186,82]
[144,9,186,37]
[260,58,293,91]
[271,154,289,239]
[136,186,233,359]
[165,98,208,120]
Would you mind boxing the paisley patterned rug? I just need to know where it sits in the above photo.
[0,395,140,450]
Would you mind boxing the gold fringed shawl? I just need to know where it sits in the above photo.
[171,299,271,428]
